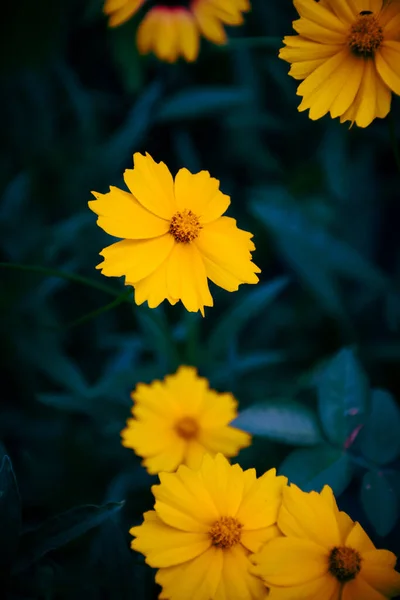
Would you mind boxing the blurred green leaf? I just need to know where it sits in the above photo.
[280,446,353,496]
[207,277,289,358]
[0,456,21,572]
[109,17,143,94]
[234,400,322,446]
[316,348,370,447]
[358,389,400,466]
[14,502,124,574]
[360,470,398,537]
[155,87,253,123]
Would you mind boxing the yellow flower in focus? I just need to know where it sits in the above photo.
[121,366,251,474]
[252,483,400,600]
[103,0,250,62]
[131,453,288,600]
[89,152,260,315]
[279,0,400,127]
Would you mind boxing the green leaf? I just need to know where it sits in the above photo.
[358,389,400,465]
[155,87,253,123]
[280,446,353,496]
[360,471,398,537]
[234,400,322,446]
[207,277,289,357]
[109,17,143,94]
[316,348,370,447]
[14,502,124,573]
[0,456,21,572]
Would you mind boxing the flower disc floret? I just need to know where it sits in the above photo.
[348,13,384,56]
[169,209,201,243]
[209,516,243,549]
[329,546,362,583]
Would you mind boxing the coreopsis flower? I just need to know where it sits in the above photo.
[89,152,260,315]
[279,0,400,127]
[131,453,288,600]
[252,483,400,600]
[104,0,250,62]
[121,366,251,474]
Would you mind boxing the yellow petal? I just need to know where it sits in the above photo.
[293,0,348,33]
[199,453,246,516]
[154,464,220,528]
[193,6,227,44]
[195,217,260,293]
[236,469,287,530]
[324,0,357,24]
[142,443,187,475]
[137,8,158,54]
[361,557,400,597]
[153,8,180,63]
[329,55,364,118]
[198,425,251,457]
[156,547,223,600]
[215,544,268,600]
[252,537,328,586]
[133,255,175,309]
[344,521,375,553]
[173,168,230,223]
[279,36,343,62]
[89,187,169,239]
[278,485,341,548]
[297,48,349,104]
[105,0,143,26]
[376,41,400,95]
[124,152,176,220]
[175,9,200,61]
[289,59,327,80]
[166,242,213,315]
[267,575,340,600]
[293,18,347,43]
[351,0,383,12]
[130,511,211,567]
[198,390,238,427]
[342,576,387,600]
[96,234,174,284]
[240,524,281,553]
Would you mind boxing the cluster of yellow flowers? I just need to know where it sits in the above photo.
[118,366,400,600]
[89,1,400,598]
[104,0,400,128]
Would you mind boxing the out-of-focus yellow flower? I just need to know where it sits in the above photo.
[279,0,400,127]
[89,152,260,315]
[252,483,400,600]
[103,0,251,62]
[131,453,287,600]
[121,366,251,474]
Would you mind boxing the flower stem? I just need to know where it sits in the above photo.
[388,111,400,176]
[0,262,125,299]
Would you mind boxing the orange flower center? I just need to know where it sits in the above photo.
[174,416,199,439]
[169,209,201,243]
[348,12,383,57]
[328,546,362,582]
[209,516,243,549]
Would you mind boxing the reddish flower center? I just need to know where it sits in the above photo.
[169,209,201,243]
[174,416,199,439]
[209,516,243,549]
[348,12,384,56]
[329,546,362,582]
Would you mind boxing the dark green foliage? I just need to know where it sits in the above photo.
[1,0,400,598]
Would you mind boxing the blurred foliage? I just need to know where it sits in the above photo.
[1,0,400,598]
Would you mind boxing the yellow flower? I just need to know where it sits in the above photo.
[121,366,251,474]
[89,152,260,315]
[252,483,400,600]
[279,0,400,127]
[103,0,250,62]
[130,453,288,600]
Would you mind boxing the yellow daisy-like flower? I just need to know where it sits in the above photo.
[104,0,250,62]
[89,152,260,315]
[279,0,400,127]
[252,483,400,600]
[131,453,288,600]
[121,366,251,474]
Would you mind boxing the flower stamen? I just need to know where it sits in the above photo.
[174,416,199,439]
[169,209,201,243]
[329,546,362,582]
[348,13,383,57]
[209,516,243,549]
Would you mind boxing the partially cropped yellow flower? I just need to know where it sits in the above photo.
[279,0,400,127]
[89,152,260,315]
[131,453,288,600]
[103,0,250,62]
[121,366,251,474]
[252,484,400,600]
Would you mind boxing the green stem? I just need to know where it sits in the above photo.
[0,262,124,299]
[388,111,400,176]
[64,289,133,329]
